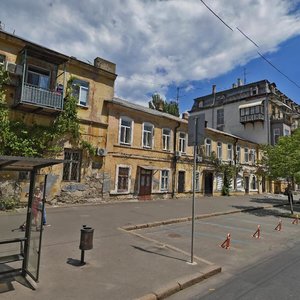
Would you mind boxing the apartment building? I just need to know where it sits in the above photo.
[0,30,117,202]
[190,79,300,145]
[104,97,261,200]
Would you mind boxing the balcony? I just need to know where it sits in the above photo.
[240,113,265,124]
[270,113,292,126]
[15,83,63,113]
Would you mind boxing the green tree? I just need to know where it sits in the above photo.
[148,93,180,117]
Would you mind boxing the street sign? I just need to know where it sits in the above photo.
[188,114,206,146]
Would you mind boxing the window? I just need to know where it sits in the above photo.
[273,128,280,144]
[205,138,211,156]
[0,54,5,65]
[117,166,130,193]
[119,117,133,145]
[236,146,241,163]
[27,65,50,89]
[162,128,171,151]
[251,175,257,190]
[160,170,169,191]
[227,144,233,161]
[217,109,224,130]
[217,142,222,160]
[244,148,249,163]
[284,129,290,136]
[73,79,89,106]
[179,132,187,153]
[63,149,81,181]
[250,149,256,163]
[142,123,154,148]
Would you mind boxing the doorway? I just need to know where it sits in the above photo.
[204,172,213,195]
[245,176,249,194]
[178,171,185,193]
[139,168,152,196]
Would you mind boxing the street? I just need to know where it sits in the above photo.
[1,194,300,299]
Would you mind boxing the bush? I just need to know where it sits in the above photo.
[0,197,19,210]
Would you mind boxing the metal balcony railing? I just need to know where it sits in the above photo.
[240,113,264,123]
[17,83,63,110]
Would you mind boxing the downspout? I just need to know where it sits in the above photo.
[265,85,270,145]
[172,121,181,198]
[233,137,238,191]
[211,85,216,128]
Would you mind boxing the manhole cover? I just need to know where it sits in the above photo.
[168,233,181,238]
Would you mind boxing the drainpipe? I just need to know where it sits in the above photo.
[211,85,216,128]
[233,138,238,191]
[172,121,181,198]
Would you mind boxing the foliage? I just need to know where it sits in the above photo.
[148,93,180,117]
[0,71,95,157]
[0,197,19,210]
[261,129,300,183]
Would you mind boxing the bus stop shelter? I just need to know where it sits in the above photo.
[0,155,63,288]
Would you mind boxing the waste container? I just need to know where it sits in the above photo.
[79,226,94,250]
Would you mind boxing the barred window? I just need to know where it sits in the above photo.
[63,149,81,181]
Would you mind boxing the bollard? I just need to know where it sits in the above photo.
[79,225,94,265]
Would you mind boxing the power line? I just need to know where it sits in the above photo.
[236,27,259,48]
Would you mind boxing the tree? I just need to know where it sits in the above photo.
[148,93,180,117]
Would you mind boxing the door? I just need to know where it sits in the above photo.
[204,172,213,195]
[245,176,249,194]
[262,176,266,193]
[178,171,185,193]
[139,169,152,195]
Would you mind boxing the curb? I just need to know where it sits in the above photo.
[134,265,222,300]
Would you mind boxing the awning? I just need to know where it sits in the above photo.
[139,165,161,171]
[239,100,264,109]
[0,155,64,171]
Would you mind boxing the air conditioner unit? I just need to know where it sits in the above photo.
[175,151,181,157]
[96,148,107,156]
[5,62,23,75]
[196,156,202,163]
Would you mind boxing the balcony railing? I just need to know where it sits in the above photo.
[270,113,291,125]
[16,83,63,110]
[240,113,264,123]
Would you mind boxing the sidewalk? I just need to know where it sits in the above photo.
[0,194,297,300]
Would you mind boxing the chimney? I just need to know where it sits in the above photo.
[237,78,243,87]
[94,57,116,73]
[182,112,189,120]
[212,84,216,94]
[232,83,237,88]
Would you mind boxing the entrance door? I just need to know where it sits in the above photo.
[204,172,213,195]
[245,176,249,194]
[139,169,152,196]
[178,171,185,193]
[262,176,266,193]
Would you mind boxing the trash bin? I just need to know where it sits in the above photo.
[79,226,94,250]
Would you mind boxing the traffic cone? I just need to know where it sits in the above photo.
[274,219,282,231]
[292,215,299,225]
[252,225,261,239]
[220,233,231,249]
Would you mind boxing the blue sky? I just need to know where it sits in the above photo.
[1,0,300,114]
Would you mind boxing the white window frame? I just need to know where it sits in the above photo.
[73,79,89,107]
[205,138,212,156]
[26,65,50,89]
[119,116,133,145]
[250,149,256,164]
[179,132,187,153]
[142,122,154,148]
[227,144,233,161]
[236,146,241,163]
[244,148,249,163]
[273,128,280,144]
[160,169,170,191]
[162,128,171,151]
[217,141,222,160]
[115,165,131,193]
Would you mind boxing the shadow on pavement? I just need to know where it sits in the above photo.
[132,245,187,263]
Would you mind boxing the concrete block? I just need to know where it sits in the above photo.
[154,282,181,299]
[200,264,222,278]
[134,293,157,300]
[177,272,205,290]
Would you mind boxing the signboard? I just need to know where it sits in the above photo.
[188,114,206,146]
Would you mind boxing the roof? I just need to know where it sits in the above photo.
[107,97,187,123]
[0,156,64,171]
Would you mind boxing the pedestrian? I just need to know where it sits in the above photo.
[32,187,42,230]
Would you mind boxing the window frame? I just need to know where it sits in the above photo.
[62,149,82,182]
[216,108,224,129]
[72,78,90,107]
[179,132,187,153]
[227,144,233,161]
[205,138,212,156]
[119,116,133,146]
[273,128,280,144]
[244,148,249,163]
[217,141,222,160]
[142,122,154,148]
[236,145,241,163]
[162,128,171,151]
[26,64,50,90]
[160,169,170,191]
[116,165,131,193]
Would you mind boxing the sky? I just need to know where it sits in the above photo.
[1,0,300,114]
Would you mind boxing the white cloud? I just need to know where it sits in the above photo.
[1,0,300,106]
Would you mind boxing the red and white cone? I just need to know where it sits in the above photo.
[252,225,261,239]
[274,219,282,231]
[220,233,231,249]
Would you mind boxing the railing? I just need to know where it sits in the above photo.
[240,113,264,123]
[17,83,63,110]
[270,113,291,125]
